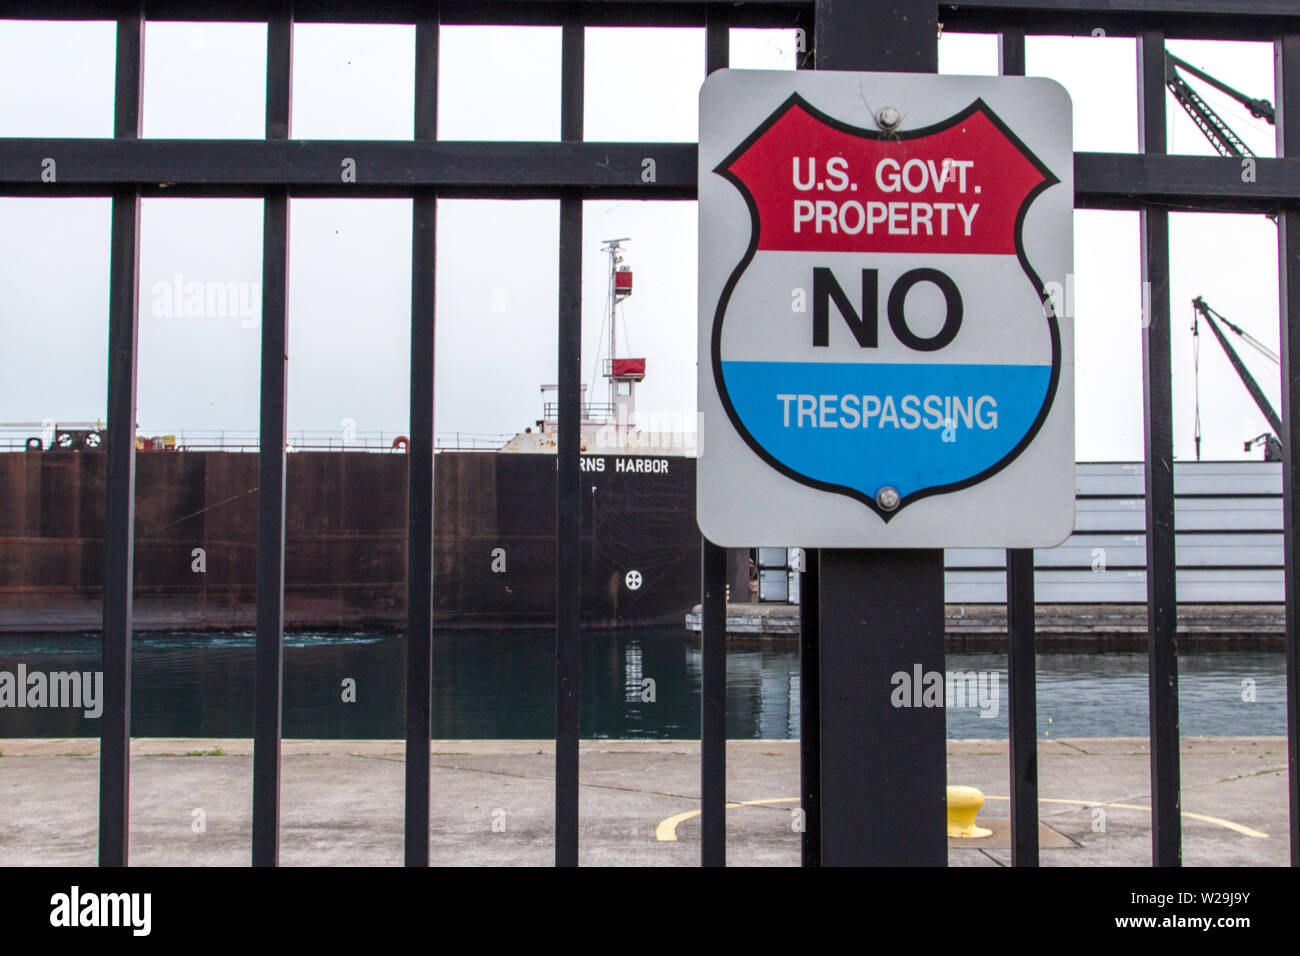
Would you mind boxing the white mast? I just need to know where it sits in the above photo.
[601,237,629,415]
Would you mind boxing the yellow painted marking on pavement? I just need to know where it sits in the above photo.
[655,797,800,842]
[655,795,1268,842]
[981,795,1269,839]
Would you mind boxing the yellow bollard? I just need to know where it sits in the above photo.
[947,785,992,838]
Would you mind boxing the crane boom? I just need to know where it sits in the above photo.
[1193,295,1279,365]
[1167,53,1275,122]
[1192,296,1282,439]
[1165,53,1275,159]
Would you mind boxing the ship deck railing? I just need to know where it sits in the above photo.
[0,428,516,454]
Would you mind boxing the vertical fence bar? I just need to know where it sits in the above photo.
[99,4,144,868]
[699,10,729,869]
[252,6,292,868]
[792,17,820,871]
[405,11,439,868]
[555,18,584,868]
[812,0,946,867]
[1006,550,1039,865]
[1275,33,1300,866]
[705,4,728,75]
[798,547,820,867]
[1137,28,1182,868]
[700,538,727,866]
[999,25,1039,868]
[998,26,1025,76]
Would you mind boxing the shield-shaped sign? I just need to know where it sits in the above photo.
[698,70,1074,548]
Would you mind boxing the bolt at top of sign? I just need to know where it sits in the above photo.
[875,106,903,131]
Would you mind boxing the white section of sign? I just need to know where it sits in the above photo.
[722,251,1050,366]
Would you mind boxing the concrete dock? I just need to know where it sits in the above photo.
[685,603,1288,648]
[0,736,1287,866]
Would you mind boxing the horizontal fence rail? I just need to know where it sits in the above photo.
[0,144,1297,210]
[1,0,1299,38]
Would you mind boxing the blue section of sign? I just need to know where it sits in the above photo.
[720,360,1051,499]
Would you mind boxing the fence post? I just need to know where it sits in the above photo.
[251,6,293,868]
[810,0,948,867]
[404,11,439,868]
[1137,28,1182,868]
[699,10,730,869]
[1274,31,1300,866]
[99,3,144,868]
[999,25,1041,869]
[555,17,585,867]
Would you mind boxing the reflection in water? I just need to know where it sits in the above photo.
[0,629,1287,739]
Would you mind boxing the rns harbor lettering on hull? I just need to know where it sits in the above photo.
[697,70,1076,548]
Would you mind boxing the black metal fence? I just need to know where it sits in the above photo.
[1,0,1297,867]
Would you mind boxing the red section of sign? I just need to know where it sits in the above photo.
[723,100,1048,255]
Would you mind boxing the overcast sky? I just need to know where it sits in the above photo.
[0,21,1284,460]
